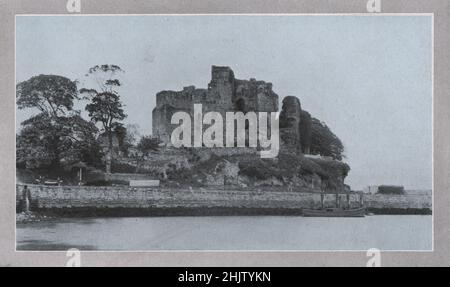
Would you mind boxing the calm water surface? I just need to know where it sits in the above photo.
[16,215,432,251]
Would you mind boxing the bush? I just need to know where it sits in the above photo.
[310,158,350,178]
[237,153,349,187]
[238,160,283,180]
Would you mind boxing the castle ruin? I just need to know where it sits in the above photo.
[152,65,311,154]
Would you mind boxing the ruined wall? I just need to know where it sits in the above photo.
[299,111,312,154]
[278,96,313,155]
[152,66,279,144]
[206,66,235,111]
[152,104,180,143]
[234,79,278,112]
[152,65,318,160]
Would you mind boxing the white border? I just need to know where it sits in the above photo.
[14,13,435,253]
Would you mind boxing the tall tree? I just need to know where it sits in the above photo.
[16,74,78,117]
[17,113,100,168]
[16,75,99,168]
[81,65,127,173]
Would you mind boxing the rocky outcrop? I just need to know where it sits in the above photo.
[148,66,347,191]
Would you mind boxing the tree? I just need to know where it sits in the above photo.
[310,117,344,160]
[16,113,100,169]
[16,74,78,117]
[137,136,161,156]
[16,75,100,169]
[135,136,161,173]
[81,65,127,173]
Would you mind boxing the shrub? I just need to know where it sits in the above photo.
[311,158,350,178]
[238,160,283,180]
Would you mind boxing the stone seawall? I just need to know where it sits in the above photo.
[364,193,432,214]
[16,184,432,216]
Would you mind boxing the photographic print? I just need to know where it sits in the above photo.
[15,14,432,251]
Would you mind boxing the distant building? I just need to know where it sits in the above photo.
[363,185,405,194]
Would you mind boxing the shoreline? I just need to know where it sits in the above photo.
[16,184,432,219]
[16,206,432,223]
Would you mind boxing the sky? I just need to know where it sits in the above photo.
[15,15,432,190]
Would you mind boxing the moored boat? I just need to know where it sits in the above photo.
[302,207,366,217]
[302,190,366,217]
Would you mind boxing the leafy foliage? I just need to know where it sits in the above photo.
[16,75,101,169]
[136,136,161,156]
[80,64,124,96]
[16,113,101,169]
[310,117,345,160]
[238,160,283,180]
[81,64,127,173]
[85,92,126,132]
[16,75,78,117]
[237,153,350,191]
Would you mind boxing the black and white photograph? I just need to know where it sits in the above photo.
[13,13,433,252]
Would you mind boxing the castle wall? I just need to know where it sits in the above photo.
[152,66,280,145]
[152,104,182,142]
[279,96,302,153]
[207,66,235,111]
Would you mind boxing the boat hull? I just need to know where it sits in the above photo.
[302,207,366,217]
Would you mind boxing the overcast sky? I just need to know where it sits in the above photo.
[16,15,432,190]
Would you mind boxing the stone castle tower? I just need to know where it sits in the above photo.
[152,66,279,144]
[152,65,312,154]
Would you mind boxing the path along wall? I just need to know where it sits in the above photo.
[16,184,431,215]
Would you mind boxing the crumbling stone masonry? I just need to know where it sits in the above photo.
[153,66,278,143]
[152,65,311,154]
[279,96,302,153]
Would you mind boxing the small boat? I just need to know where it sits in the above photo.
[303,207,366,217]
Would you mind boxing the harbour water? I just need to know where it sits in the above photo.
[16,215,432,251]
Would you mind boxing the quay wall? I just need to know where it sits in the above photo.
[16,184,432,215]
